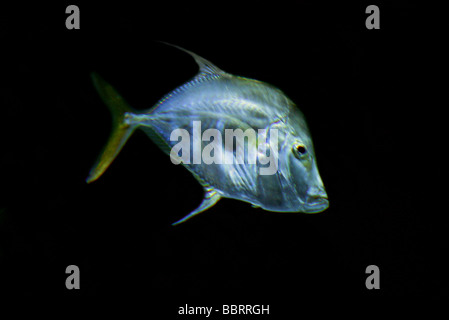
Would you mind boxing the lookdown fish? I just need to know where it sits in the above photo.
[87,43,329,225]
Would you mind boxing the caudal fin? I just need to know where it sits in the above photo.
[86,73,138,183]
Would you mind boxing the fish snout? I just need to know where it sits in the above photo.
[303,187,329,213]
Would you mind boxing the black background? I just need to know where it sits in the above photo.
[0,1,445,311]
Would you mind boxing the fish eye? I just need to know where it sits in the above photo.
[296,145,306,154]
[293,144,307,159]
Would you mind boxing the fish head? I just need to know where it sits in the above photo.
[284,138,329,213]
[275,107,329,213]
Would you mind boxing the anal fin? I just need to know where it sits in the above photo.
[172,189,221,226]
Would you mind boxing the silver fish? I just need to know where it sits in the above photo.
[87,44,329,225]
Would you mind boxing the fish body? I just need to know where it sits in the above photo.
[87,44,328,225]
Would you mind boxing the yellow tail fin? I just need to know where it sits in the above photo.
[86,73,137,183]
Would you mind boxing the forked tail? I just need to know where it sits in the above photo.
[86,73,138,183]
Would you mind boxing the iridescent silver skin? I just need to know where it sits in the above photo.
[88,44,328,225]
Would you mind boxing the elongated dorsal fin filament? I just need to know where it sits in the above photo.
[158,41,226,77]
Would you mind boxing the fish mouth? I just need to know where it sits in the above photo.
[303,195,329,213]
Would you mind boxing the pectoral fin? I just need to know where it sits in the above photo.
[172,189,221,226]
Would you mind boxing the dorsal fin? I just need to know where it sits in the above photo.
[158,41,227,77]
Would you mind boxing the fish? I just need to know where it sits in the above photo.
[87,43,329,225]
